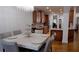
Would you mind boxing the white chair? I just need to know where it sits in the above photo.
[43,36,54,52]
[39,35,55,52]
[53,32,56,37]
[2,41,18,52]
[13,30,22,35]
[0,40,5,52]
[0,34,4,39]
[0,32,12,39]
[0,43,3,52]
[4,32,12,38]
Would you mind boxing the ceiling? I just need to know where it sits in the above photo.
[34,6,64,15]
[76,6,79,13]
[34,6,79,15]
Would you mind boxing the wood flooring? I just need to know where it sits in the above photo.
[52,30,79,52]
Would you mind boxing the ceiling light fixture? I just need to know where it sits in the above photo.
[59,8,63,11]
[46,7,49,9]
[52,12,54,14]
[49,9,52,12]
[60,11,63,13]
[59,8,63,14]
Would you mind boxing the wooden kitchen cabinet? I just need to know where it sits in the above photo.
[32,10,49,34]
[50,30,63,41]
[68,29,74,42]
[69,7,74,27]
[32,10,45,24]
[33,11,37,24]
[43,26,49,34]
[43,15,49,34]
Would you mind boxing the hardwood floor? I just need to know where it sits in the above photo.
[52,30,79,52]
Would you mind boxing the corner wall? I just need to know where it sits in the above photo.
[0,6,33,33]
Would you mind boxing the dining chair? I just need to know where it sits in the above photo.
[39,34,55,52]
[0,33,4,39]
[0,40,6,52]
[3,32,12,38]
[0,32,12,39]
[0,41,3,52]
[13,30,22,35]
[44,36,54,52]
[2,41,19,52]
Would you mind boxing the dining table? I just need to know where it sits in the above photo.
[3,33,49,51]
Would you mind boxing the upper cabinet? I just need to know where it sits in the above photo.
[32,10,49,26]
[32,10,49,34]
[33,11,37,25]
[69,7,74,28]
[33,10,45,25]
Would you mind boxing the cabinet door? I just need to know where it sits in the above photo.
[33,11,42,24]
[51,30,63,41]
[44,15,49,26]
[33,11,37,24]
[43,26,49,34]
[68,30,74,42]
[69,7,74,27]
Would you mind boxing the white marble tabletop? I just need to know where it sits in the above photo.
[3,33,49,51]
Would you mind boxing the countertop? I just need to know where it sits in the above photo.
[50,28,76,31]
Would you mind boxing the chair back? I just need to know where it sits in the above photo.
[0,34,4,39]
[0,32,12,39]
[2,41,18,52]
[0,40,5,52]
[0,42,3,52]
[13,30,21,35]
[44,35,55,52]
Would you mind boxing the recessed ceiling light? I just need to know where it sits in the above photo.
[60,11,63,13]
[52,12,54,13]
[46,7,49,9]
[59,8,63,11]
[49,9,52,12]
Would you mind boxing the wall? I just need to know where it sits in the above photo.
[0,6,33,33]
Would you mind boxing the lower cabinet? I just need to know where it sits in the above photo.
[43,26,49,34]
[50,29,75,42]
[50,30,63,42]
[68,30,74,42]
